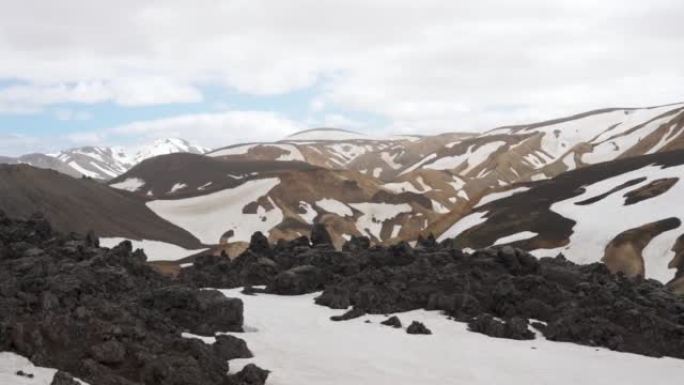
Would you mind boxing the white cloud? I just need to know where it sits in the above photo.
[68,110,304,151]
[307,113,367,131]
[0,133,40,156]
[54,108,92,121]
[0,78,202,112]
[0,0,682,131]
[65,131,106,146]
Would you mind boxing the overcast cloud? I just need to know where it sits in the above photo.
[0,0,683,153]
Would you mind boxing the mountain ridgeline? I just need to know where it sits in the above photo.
[2,103,684,290]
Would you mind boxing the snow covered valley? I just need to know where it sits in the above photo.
[217,289,684,385]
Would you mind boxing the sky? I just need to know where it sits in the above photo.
[0,0,683,156]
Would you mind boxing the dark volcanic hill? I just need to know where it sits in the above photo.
[109,153,320,199]
[0,164,202,249]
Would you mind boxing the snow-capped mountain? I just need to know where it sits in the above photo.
[0,153,82,178]
[0,138,209,180]
[209,128,474,180]
[5,103,684,280]
[131,137,209,164]
[100,103,684,269]
[53,146,135,179]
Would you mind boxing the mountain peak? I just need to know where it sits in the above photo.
[285,128,369,141]
[133,137,209,164]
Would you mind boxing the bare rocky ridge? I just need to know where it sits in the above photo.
[0,212,267,385]
[180,226,684,359]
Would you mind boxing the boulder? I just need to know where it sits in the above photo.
[90,340,126,365]
[380,316,402,328]
[468,314,534,340]
[213,334,253,360]
[310,224,333,247]
[330,308,366,322]
[269,265,325,295]
[228,364,270,385]
[406,321,432,335]
[248,232,271,255]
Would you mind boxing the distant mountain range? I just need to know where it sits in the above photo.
[0,137,208,180]
[2,103,684,292]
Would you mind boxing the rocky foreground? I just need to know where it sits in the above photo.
[183,225,684,359]
[2,214,683,385]
[0,212,268,385]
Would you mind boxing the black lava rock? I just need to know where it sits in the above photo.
[269,265,325,295]
[51,371,79,385]
[406,321,432,335]
[330,308,366,321]
[249,231,271,255]
[468,314,535,340]
[228,363,270,385]
[0,214,268,385]
[177,224,684,359]
[310,223,333,247]
[214,334,254,360]
[342,235,371,252]
[16,370,34,379]
[380,316,402,328]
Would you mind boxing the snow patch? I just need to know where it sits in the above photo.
[216,289,684,385]
[424,141,505,173]
[110,178,145,192]
[381,152,402,170]
[316,199,353,217]
[147,178,282,244]
[438,211,488,241]
[492,231,538,246]
[549,164,684,282]
[431,200,451,214]
[298,202,318,224]
[67,161,99,178]
[100,238,207,261]
[350,203,412,239]
[475,187,531,208]
[0,352,90,385]
[170,183,187,193]
[383,182,422,194]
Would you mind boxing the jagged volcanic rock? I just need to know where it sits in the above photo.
[0,212,268,385]
[380,316,402,328]
[51,371,80,385]
[406,321,432,335]
[310,223,333,247]
[330,308,366,322]
[468,314,535,340]
[181,229,684,358]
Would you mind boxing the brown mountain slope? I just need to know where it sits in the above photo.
[110,154,442,251]
[431,149,684,289]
